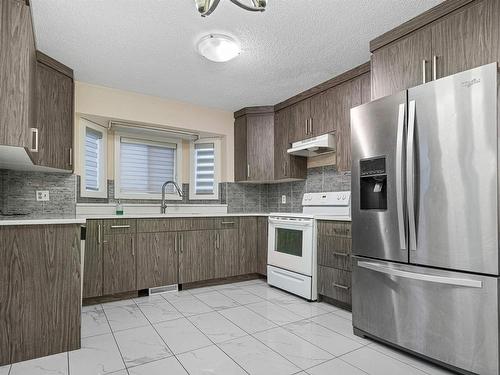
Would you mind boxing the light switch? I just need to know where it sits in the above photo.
[281,195,287,204]
[36,190,50,201]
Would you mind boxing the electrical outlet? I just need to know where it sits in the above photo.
[36,190,49,202]
[281,195,287,204]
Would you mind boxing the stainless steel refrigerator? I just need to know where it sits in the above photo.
[350,63,499,375]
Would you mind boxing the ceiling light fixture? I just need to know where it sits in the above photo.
[195,0,267,17]
[197,34,241,62]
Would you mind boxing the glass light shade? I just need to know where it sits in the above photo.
[197,34,241,62]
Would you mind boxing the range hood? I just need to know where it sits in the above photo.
[287,133,336,157]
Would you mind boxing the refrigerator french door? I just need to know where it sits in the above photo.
[351,63,499,375]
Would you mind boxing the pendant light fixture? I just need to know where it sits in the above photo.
[195,0,267,17]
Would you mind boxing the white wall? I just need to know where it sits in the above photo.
[74,82,235,183]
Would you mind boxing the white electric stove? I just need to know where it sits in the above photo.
[267,191,351,300]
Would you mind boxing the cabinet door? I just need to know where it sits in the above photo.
[238,217,258,274]
[274,109,307,180]
[83,220,103,298]
[360,72,371,105]
[178,230,215,283]
[35,63,73,171]
[310,89,336,136]
[215,229,239,278]
[431,0,499,79]
[234,116,247,182]
[247,114,274,181]
[103,234,137,294]
[137,232,178,289]
[371,27,432,100]
[257,217,268,276]
[333,79,361,172]
[289,99,311,143]
[0,0,35,149]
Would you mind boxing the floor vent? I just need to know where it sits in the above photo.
[149,284,178,295]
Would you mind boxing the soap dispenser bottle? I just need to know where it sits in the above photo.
[115,200,124,215]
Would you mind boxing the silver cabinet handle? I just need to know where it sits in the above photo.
[179,233,183,253]
[332,252,349,257]
[30,128,39,152]
[247,164,250,179]
[98,224,102,244]
[422,60,427,84]
[110,225,130,229]
[333,283,350,290]
[69,148,73,166]
[131,237,135,257]
[309,118,313,135]
[221,221,235,225]
[406,100,417,252]
[432,55,438,81]
[358,261,483,288]
[305,119,308,135]
[396,103,407,250]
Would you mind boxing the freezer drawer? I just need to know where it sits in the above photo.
[352,256,499,375]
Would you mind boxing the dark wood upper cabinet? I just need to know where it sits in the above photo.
[309,89,336,137]
[289,99,311,143]
[431,0,499,79]
[0,0,36,150]
[371,27,432,100]
[233,116,248,182]
[274,108,307,180]
[34,54,74,171]
[371,0,499,99]
[246,113,274,182]
[234,107,306,182]
[103,233,137,295]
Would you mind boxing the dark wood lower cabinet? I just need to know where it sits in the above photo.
[83,220,103,298]
[137,232,178,289]
[215,229,239,278]
[179,230,216,283]
[103,234,137,295]
[0,224,81,366]
[257,217,268,275]
[317,220,352,307]
[238,217,258,275]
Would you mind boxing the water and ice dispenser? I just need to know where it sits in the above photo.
[359,157,387,210]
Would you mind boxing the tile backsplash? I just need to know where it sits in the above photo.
[0,166,350,217]
[0,169,76,218]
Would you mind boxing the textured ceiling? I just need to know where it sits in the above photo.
[30,0,442,111]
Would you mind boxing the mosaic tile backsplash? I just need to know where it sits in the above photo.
[0,166,349,217]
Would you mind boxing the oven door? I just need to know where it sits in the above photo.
[268,216,314,276]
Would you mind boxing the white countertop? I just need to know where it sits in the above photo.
[0,212,350,226]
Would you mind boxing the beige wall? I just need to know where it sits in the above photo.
[74,82,235,183]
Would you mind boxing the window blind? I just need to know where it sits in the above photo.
[85,128,102,191]
[119,137,176,195]
[194,142,215,195]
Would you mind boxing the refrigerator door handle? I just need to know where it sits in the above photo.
[406,100,417,251]
[396,103,406,250]
[357,261,483,288]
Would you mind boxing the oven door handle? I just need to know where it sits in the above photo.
[268,218,312,227]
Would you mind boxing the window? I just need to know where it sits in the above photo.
[115,134,183,200]
[80,119,107,198]
[189,139,220,200]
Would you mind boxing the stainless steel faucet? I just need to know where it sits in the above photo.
[161,181,183,214]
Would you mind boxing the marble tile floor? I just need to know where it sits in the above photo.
[1,278,456,375]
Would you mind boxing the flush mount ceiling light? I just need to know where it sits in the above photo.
[195,0,267,17]
[197,34,241,62]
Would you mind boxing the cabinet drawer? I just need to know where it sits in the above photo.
[215,217,239,229]
[137,218,218,233]
[318,235,352,270]
[103,219,137,234]
[317,221,351,237]
[318,266,351,306]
